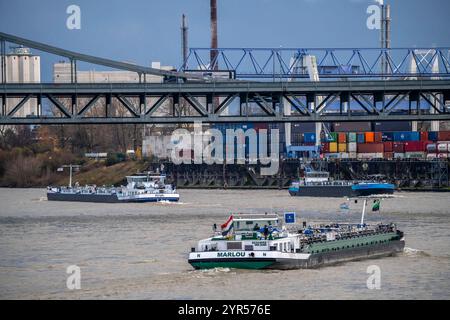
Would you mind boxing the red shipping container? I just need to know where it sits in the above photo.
[393,142,405,153]
[383,142,393,152]
[438,131,450,141]
[374,132,383,143]
[338,133,347,143]
[357,143,384,153]
[321,143,330,153]
[404,141,425,152]
[420,131,428,141]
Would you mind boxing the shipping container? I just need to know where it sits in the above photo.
[333,122,371,132]
[365,132,375,143]
[420,131,428,141]
[348,132,357,143]
[329,142,338,153]
[404,141,425,152]
[338,143,347,152]
[438,131,450,141]
[322,132,337,143]
[348,142,357,152]
[340,153,350,159]
[438,153,448,159]
[357,133,365,143]
[393,131,420,142]
[303,132,316,143]
[324,153,341,159]
[382,132,394,141]
[321,142,330,153]
[330,132,338,142]
[393,142,405,153]
[357,153,383,159]
[438,143,449,153]
[383,142,393,152]
[374,121,412,132]
[374,132,383,143]
[394,153,406,159]
[357,143,384,153]
[348,152,357,158]
[427,153,437,159]
[426,143,437,152]
[428,131,438,141]
[384,152,394,159]
[338,133,347,143]
[405,152,425,159]
[291,123,315,134]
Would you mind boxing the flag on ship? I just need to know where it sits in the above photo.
[372,199,381,212]
[221,215,234,236]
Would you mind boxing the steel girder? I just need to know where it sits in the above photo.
[1,80,450,124]
[0,32,204,82]
[184,47,450,80]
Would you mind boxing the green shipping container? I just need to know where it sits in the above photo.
[329,132,338,142]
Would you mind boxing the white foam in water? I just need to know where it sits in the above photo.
[201,267,231,274]
[403,247,429,257]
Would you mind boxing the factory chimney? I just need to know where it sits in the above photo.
[181,14,188,69]
[210,0,218,71]
[380,2,391,75]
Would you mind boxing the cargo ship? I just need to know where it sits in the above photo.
[188,200,405,270]
[288,167,394,197]
[47,174,179,203]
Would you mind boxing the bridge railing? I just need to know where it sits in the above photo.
[182,47,450,80]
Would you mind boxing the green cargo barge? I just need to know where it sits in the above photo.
[188,209,405,270]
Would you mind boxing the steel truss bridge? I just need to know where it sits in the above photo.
[1,32,450,125]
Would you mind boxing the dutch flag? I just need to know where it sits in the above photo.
[221,215,234,236]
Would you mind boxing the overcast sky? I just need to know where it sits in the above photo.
[1,0,449,81]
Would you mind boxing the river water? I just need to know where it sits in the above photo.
[0,188,449,300]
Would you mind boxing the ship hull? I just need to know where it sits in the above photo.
[352,183,395,197]
[189,240,405,270]
[288,185,353,198]
[47,192,179,203]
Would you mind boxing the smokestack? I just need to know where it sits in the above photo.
[380,3,391,75]
[385,5,391,50]
[210,0,218,71]
[181,14,188,69]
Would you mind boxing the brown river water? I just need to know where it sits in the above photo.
[0,188,449,299]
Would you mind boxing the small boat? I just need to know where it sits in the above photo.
[47,173,179,203]
[188,198,405,270]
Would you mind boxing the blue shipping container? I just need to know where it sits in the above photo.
[357,133,365,143]
[382,132,394,141]
[393,132,420,142]
[303,132,316,143]
[428,131,438,142]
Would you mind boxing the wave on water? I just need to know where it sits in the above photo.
[157,200,185,205]
[201,267,232,274]
[129,259,158,264]
[32,197,47,202]
[403,247,430,257]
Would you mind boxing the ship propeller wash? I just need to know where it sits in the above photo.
[188,197,404,270]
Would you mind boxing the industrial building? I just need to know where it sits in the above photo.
[53,61,173,84]
[0,46,40,117]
